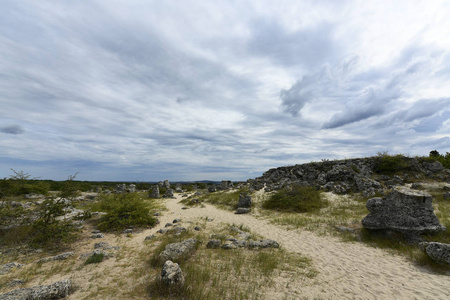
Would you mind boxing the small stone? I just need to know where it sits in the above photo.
[91,233,104,239]
[94,242,109,249]
[165,223,173,227]
[91,230,101,234]
[123,229,133,234]
[235,208,251,214]
[145,235,156,240]
[157,228,168,234]
[194,226,201,231]
[206,239,221,249]
[173,218,181,224]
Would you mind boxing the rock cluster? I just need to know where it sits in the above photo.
[362,187,446,239]
[250,157,449,195]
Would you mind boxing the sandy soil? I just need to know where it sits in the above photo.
[153,193,449,300]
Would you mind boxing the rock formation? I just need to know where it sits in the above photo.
[150,185,159,198]
[237,193,252,208]
[362,187,446,238]
[0,279,72,300]
[419,242,450,266]
[159,238,199,262]
[161,260,185,286]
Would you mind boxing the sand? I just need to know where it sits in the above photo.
[155,193,449,300]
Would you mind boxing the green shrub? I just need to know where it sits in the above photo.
[31,198,78,249]
[262,186,327,213]
[374,152,409,174]
[85,252,105,265]
[95,193,157,231]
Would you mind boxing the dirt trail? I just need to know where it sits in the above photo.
[155,193,449,300]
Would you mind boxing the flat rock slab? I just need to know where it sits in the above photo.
[362,187,446,235]
[0,279,71,300]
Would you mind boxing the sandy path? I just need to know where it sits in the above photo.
[155,194,449,300]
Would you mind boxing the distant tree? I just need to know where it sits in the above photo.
[429,150,440,157]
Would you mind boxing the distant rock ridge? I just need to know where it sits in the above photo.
[250,156,449,195]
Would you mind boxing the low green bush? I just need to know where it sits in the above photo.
[262,186,327,213]
[85,252,105,265]
[94,193,157,231]
[374,152,409,174]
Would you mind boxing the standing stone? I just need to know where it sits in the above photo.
[419,242,450,266]
[208,185,216,192]
[116,184,126,193]
[165,189,174,198]
[128,184,136,193]
[163,180,171,189]
[161,260,185,286]
[362,187,446,236]
[238,193,252,208]
[175,183,182,193]
[150,186,159,198]
[221,180,229,190]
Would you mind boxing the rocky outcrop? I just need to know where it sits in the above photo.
[237,194,252,208]
[37,252,74,264]
[362,187,446,237]
[0,262,23,275]
[150,185,160,198]
[159,238,200,262]
[161,260,185,286]
[0,279,72,300]
[419,242,450,266]
[250,156,449,194]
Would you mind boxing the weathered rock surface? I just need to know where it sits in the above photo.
[250,156,449,194]
[237,194,252,208]
[419,242,450,266]
[150,185,160,198]
[362,187,446,236]
[235,208,251,214]
[161,260,185,286]
[159,238,199,262]
[0,262,23,275]
[206,239,221,249]
[37,252,74,264]
[0,279,72,300]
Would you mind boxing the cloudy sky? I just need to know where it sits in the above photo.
[1,0,450,181]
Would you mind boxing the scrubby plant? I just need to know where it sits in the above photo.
[262,186,327,213]
[31,198,78,249]
[94,193,157,231]
[373,152,409,174]
[85,252,105,265]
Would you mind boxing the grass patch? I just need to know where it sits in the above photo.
[262,186,327,213]
[198,188,249,210]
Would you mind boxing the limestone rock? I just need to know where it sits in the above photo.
[235,208,251,214]
[419,242,450,266]
[237,194,252,208]
[0,262,23,275]
[0,279,72,300]
[37,252,74,264]
[362,187,446,235]
[206,239,221,249]
[150,186,160,198]
[159,238,199,262]
[161,260,185,286]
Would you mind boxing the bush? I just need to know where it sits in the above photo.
[374,152,409,174]
[262,186,326,213]
[85,252,105,265]
[95,193,157,231]
[30,198,78,249]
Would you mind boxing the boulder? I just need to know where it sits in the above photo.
[159,238,199,262]
[238,193,252,208]
[419,242,450,266]
[206,239,221,249]
[423,161,444,172]
[165,189,174,198]
[235,208,251,214]
[0,279,72,300]
[161,260,185,286]
[362,187,446,236]
[150,185,160,198]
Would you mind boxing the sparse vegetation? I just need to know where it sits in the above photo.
[92,193,158,232]
[85,253,105,265]
[374,152,409,174]
[262,186,327,213]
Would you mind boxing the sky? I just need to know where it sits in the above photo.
[1,0,450,182]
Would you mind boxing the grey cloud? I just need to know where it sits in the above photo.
[1,125,24,135]
[247,19,340,67]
